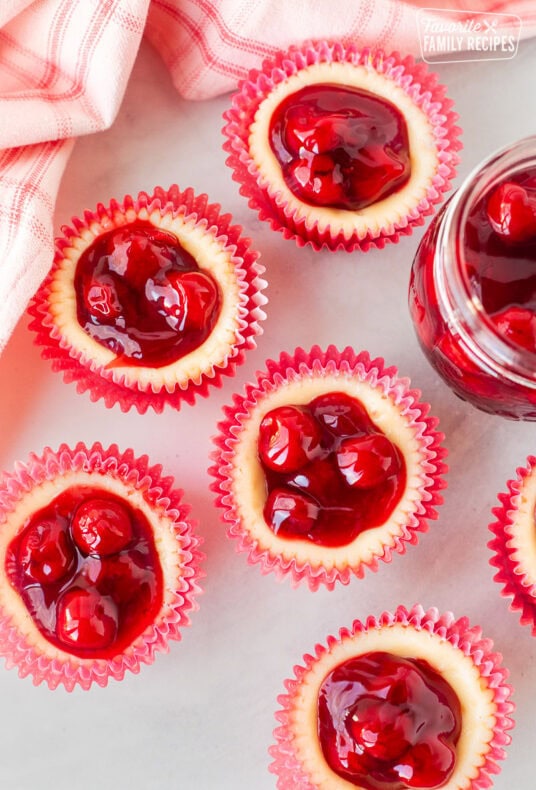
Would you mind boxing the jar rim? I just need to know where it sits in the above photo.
[436,134,536,386]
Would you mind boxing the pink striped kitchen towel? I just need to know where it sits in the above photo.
[1,0,534,353]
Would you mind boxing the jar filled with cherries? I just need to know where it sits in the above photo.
[409,136,536,420]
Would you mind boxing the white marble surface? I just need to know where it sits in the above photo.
[1,36,536,790]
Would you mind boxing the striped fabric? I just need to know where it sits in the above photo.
[1,0,534,352]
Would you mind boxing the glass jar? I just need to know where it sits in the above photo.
[409,136,536,420]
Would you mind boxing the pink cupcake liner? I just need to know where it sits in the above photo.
[223,40,462,252]
[270,603,514,790]
[0,442,204,691]
[28,185,267,414]
[209,345,447,590]
[488,455,536,633]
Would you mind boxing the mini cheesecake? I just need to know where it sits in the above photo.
[210,346,447,589]
[223,41,461,251]
[270,605,514,790]
[29,186,267,413]
[0,443,203,690]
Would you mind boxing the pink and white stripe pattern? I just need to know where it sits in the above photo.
[0,0,149,352]
[1,0,535,352]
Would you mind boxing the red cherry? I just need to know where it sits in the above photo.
[487,182,536,243]
[287,155,346,207]
[396,741,456,789]
[309,392,372,437]
[56,588,118,651]
[258,405,322,472]
[302,119,342,154]
[72,498,133,557]
[180,271,219,331]
[263,488,319,537]
[159,270,219,332]
[348,143,408,206]
[491,305,536,353]
[348,697,412,763]
[83,274,122,320]
[107,224,194,284]
[282,104,361,156]
[18,519,75,584]
[281,104,315,155]
[336,433,400,488]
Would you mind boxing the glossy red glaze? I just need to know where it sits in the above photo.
[258,392,405,547]
[269,84,411,211]
[74,220,221,368]
[6,485,163,657]
[318,651,461,789]
[409,168,536,419]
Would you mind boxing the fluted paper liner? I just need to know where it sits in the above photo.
[489,455,536,634]
[223,41,461,252]
[29,185,267,413]
[0,443,203,690]
[210,345,447,590]
[270,604,514,789]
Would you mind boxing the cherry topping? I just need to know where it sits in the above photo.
[74,220,222,368]
[258,405,322,473]
[348,697,412,763]
[336,434,401,489]
[318,652,461,790]
[5,486,163,658]
[258,393,406,547]
[486,181,536,243]
[56,588,119,651]
[263,489,319,538]
[270,84,411,211]
[18,520,75,584]
[72,498,133,556]
[285,456,344,504]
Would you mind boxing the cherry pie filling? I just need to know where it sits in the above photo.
[268,84,411,211]
[5,486,164,658]
[257,392,406,547]
[74,219,222,368]
[464,170,536,354]
[318,651,462,789]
